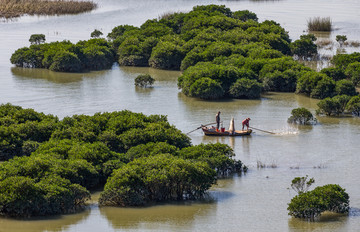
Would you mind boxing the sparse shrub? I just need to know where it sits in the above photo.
[336,35,347,46]
[290,175,315,194]
[134,74,155,88]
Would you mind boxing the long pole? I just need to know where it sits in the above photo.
[249,126,276,134]
[186,122,219,134]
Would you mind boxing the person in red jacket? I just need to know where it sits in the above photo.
[242,118,251,130]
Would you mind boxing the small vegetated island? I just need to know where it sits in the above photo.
[288,176,349,219]
[10,5,360,104]
[0,103,247,217]
[0,0,97,19]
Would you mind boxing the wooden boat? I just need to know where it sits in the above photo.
[202,126,252,136]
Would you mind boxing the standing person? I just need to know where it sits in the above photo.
[216,111,221,130]
[242,117,251,130]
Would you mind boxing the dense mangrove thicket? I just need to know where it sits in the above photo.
[0,104,247,217]
[10,4,359,103]
[11,38,115,72]
[99,154,216,206]
[0,0,97,19]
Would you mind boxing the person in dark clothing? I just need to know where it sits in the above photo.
[242,118,251,130]
[216,111,221,130]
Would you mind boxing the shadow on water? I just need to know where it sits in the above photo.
[288,212,348,232]
[0,208,90,232]
[99,201,215,230]
[99,179,236,230]
[11,67,109,84]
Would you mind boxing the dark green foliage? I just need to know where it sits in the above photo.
[320,67,347,81]
[296,71,328,96]
[229,78,262,99]
[99,154,216,206]
[109,5,292,76]
[0,105,248,217]
[178,143,247,176]
[332,52,360,70]
[333,95,352,113]
[107,25,138,40]
[188,77,225,100]
[149,40,184,69]
[346,95,360,116]
[178,62,242,97]
[232,10,258,22]
[345,62,360,86]
[125,142,178,161]
[335,79,357,96]
[90,29,103,38]
[135,74,155,87]
[316,97,339,116]
[288,108,316,124]
[49,50,82,72]
[288,184,349,219]
[29,34,46,45]
[300,34,317,41]
[310,76,335,99]
[316,95,352,116]
[0,103,58,161]
[291,35,318,58]
[11,39,115,72]
[262,70,298,92]
[0,175,90,218]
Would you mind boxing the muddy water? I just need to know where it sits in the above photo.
[1,0,360,231]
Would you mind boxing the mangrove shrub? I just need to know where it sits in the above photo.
[99,154,216,206]
[288,108,316,124]
[288,184,349,219]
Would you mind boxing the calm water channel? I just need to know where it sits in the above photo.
[1,0,360,231]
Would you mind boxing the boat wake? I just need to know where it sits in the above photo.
[273,127,299,135]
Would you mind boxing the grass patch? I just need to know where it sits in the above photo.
[257,160,277,169]
[308,17,332,32]
[0,0,97,19]
[316,39,334,49]
[345,41,360,47]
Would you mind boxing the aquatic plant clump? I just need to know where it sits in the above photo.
[307,17,332,32]
[0,0,97,19]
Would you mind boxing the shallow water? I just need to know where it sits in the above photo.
[1,0,360,231]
